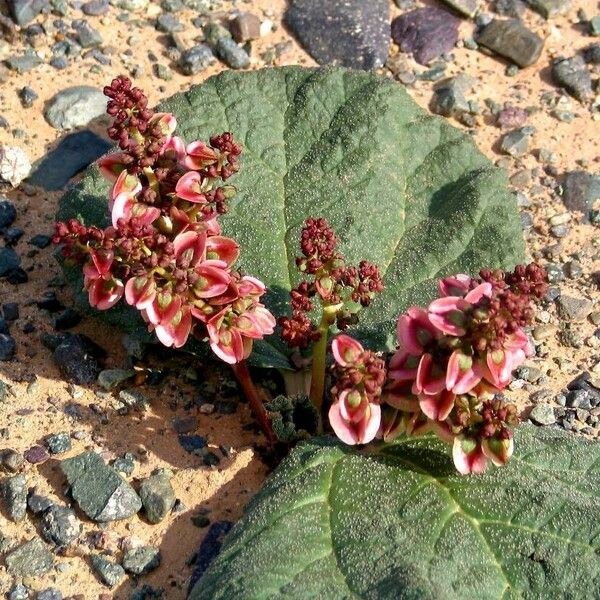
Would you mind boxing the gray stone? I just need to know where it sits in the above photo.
[73,20,103,48]
[61,451,142,521]
[391,8,460,66]
[566,389,592,409]
[0,449,24,472]
[156,13,183,33]
[5,538,54,576]
[123,545,161,575]
[153,63,173,81]
[118,388,147,408]
[562,171,600,220]
[139,471,176,523]
[285,0,390,70]
[40,505,81,545]
[28,494,54,514]
[215,38,249,69]
[0,333,16,361]
[0,248,20,277]
[0,198,17,228]
[7,0,46,25]
[8,584,29,600]
[500,126,534,157]
[44,86,107,130]
[36,590,61,600]
[494,0,526,17]
[5,51,43,74]
[81,0,109,15]
[556,295,594,322]
[27,130,111,191]
[97,368,135,390]
[1,474,27,521]
[590,16,600,36]
[430,78,470,117]
[475,18,544,67]
[525,0,570,18]
[179,44,216,75]
[46,432,71,454]
[90,554,126,587]
[583,43,600,64]
[529,404,556,425]
[229,12,261,42]
[552,55,593,102]
[203,21,231,47]
[439,0,480,17]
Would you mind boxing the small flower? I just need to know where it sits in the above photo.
[452,436,488,475]
[184,140,218,170]
[328,392,381,445]
[397,307,439,355]
[83,249,124,310]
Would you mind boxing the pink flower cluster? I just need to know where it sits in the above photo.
[329,265,547,475]
[54,76,275,363]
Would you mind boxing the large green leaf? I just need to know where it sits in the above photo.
[190,425,600,599]
[58,67,525,368]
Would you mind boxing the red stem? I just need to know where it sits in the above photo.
[231,360,274,443]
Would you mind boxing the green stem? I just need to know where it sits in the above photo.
[309,304,341,416]
[231,360,274,443]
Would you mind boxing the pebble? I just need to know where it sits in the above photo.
[529,403,556,425]
[118,388,147,408]
[18,86,38,109]
[7,0,46,25]
[72,20,103,48]
[139,470,176,523]
[8,584,29,600]
[156,13,183,33]
[556,295,594,322]
[525,0,570,18]
[52,333,104,384]
[495,0,526,16]
[500,126,534,157]
[97,368,135,390]
[28,493,54,514]
[0,145,31,188]
[53,308,81,330]
[285,0,390,70]
[90,554,126,588]
[497,105,528,129]
[5,538,54,576]
[229,12,261,42]
[24,445,49,464]
[391,7,460,66]
[0,333,16,361]
[552,55,594,102]
[172,415,198,433]
[82,0,109,15]
[61,451,142,521]
[178,434,207,454]
[475,18,544,67]
[0,474,27,521]
[561,171,600,221]
[40,505,81,545]
[583,43,600,64]
[5,51,43,74]
[179,44,216,75]
[153,63,173,80]
[215,38,250,69]
[113,453,135,475]
[46,432,71,454]
[0,449,24,472]
[430,78,470,118]
[36,590,62,600]
[0,199,17,229]
[122,545,161,575]
[44,87,107,131]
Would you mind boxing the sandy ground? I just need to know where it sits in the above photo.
[0,0,599,597]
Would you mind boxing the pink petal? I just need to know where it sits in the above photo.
[446,351,482,395]
[452,437,488,475]
[331,334,364,367]
[388,349,420,382]
[329,401,360,445]
[111,192,135,227]
[428,296,468,336]
[338,390,368,424]
[481,437,514,467]
[88,278,124,310]
[97,152,128,182]
[464,282,492,304]
[418,389,455,421]
[161,136,186,163]
[175,171,206,203]
[184,140,218,170]
[438,274,472,297]
[131,204,160,226]
[397,307,437,355]
[238,276,266,298]
[194,264,231,298]
[356,403,381,444]
[174,230,207,266]
[415,353,446,395]
[125,276,156,310]
[206,236,240,267]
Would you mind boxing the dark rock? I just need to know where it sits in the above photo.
[1,474,27,521]
[72,20,103,47]
[53,308,81,330]
[229,12,261,42]
[556,295,594,322]
[8,584,29,600]
[178,434,207,454]
[566,389,592,409]
[552,55,593,102]
[0,334,16,361]
[27,130,111,191]
[5,51,43,73]
[81,0,108,15]
[44,87,107,130]
[122,545,161,575]
[4,227,24,245]
[46,432,71,454]
[583,43,600,65]
[19,86,38,108]
[391,8,459,66]
[494,0,526,17]
[90,554,126,588]
[475,18,544,67]
[215,38,249,69]
[562,171,600,220]
[61,451,142,521]
[29,234,52,248]
[529,403,556,425]
[0,198,17,229]
[24,445,49,464]
[52,333,104,384]
[6,268,28,284]
[7,0,47,26]
[50,56,69,69]
[172,415,198,434]
[179,44,215,75]
[156,13,183,32]
[40,505,81,545]
[139,471,176,523]
[188,521,233,591]
[525,0,570,18]
[285,0,390,70]
[5,538,54,576]
[500,126,534,157]
[113,453,135,476]
[0,247,21,277]
[28,493,54,514]
[129,585,164,600]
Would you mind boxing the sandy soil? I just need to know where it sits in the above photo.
[0,0,599,597]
